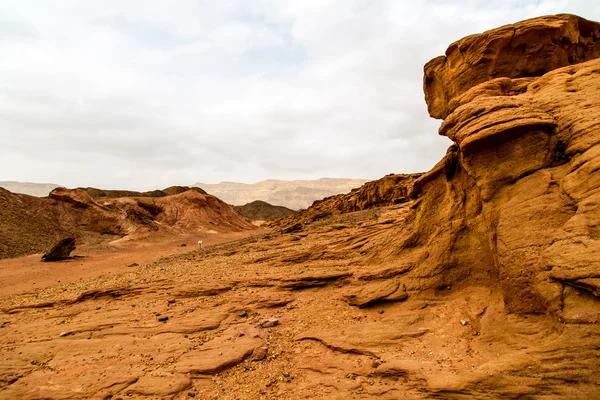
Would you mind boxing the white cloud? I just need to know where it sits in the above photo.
[0,0,598,189]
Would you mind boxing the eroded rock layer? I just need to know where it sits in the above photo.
[413,17,600,316]
[278,173,421,225]
[424,14,600,119]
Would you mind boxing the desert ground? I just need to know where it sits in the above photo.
[1,204,597,399]
[0,230,264,298]
[1,13,600,399]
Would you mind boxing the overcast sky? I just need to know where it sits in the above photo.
[1,1,598,190]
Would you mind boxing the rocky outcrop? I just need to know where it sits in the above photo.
[424,14,600,119]
[41,238,76,262]
[0,188,69,259]
[407,14,600,317]
[277,173,421,225]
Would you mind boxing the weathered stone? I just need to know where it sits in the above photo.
[342,280,408,308]
[258,318,279,328]
[424,14,600,119]
[41,237,76,262]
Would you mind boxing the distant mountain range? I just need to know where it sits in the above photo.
[193,178,370,210]
[0,181,59,197]
[0,178,370,210]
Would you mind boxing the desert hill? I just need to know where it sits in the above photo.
[233,200,297,221]
[0,188,69,259]
[0,13,599,399]
[194,178,370,210]
[277,173,422,225]
[81,185,208,199]
[0,181,59,197]
[0,182,209,199]
[0,186,253,259]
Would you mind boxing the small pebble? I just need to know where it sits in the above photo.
[258,318,279,328]
[252,346,268,361]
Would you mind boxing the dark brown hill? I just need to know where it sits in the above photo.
[0,188,70,259]
[81,185,207,199]
[232,200,297,221]
[233,200,296,220]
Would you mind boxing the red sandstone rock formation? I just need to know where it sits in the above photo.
[278,173,421,226]
[424,14,600,119]
[411,14,600,316]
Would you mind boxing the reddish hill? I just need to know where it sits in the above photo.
[233,200,297,220]
[0,188,69,259]
[0,187,254,259]
[81,185,207,199]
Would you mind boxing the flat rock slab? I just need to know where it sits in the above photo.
[0,366,140,400]
[342,279,408,308]
[244,269,352,290]
[101,311,228,338]
[241,293,294,309]
[174,282,236,297]
[278,270,352,289]
[125,373,192,396]
[357,263,415,280]
[175,336,264,375]
[297,323,429,358]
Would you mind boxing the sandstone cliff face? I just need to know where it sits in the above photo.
[259,15,600,395]
[410,14,600,318]
[424,14,600,119]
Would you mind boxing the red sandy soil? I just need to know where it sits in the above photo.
[0,229,266,298]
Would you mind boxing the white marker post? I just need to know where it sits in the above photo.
[197,240,203,248]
